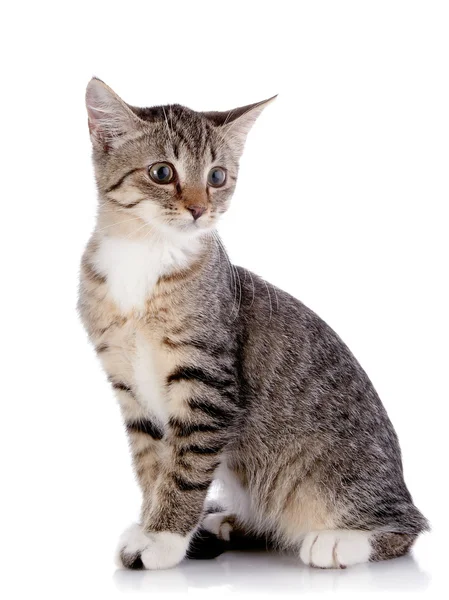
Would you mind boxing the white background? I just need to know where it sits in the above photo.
[1,1,448,598]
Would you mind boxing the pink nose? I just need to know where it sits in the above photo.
[186,205,206,220]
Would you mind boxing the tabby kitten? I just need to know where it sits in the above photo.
[78,78,428,570]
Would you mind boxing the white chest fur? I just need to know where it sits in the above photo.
[94,231,201,424]
[94,233,199,313]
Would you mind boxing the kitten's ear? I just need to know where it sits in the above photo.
[203,96,276,155]
[85,78,142,151]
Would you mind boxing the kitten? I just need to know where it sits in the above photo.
[78,78,428,570]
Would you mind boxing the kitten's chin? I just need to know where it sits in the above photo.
[150,216,216,241]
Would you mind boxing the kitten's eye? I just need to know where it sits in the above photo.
[207,167,226,188]
[148,162,175,184]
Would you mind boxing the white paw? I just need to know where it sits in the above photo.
[300,530,372,569]
[202,512,233,541]
[117,523,190,570]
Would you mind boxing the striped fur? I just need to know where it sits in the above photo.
[79,79,428,570]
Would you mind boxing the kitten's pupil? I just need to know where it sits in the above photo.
[157,166,170,180]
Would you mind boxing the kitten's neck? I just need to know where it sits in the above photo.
[91,217,212,314]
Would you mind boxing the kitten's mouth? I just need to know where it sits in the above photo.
[180,215,209,227]
[176,217,214,234]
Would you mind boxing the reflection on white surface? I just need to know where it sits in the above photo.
[113,550,430,594]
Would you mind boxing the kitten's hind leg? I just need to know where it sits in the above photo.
[370,532,417,561]
[187,509,270,559]
[186,507,233,560]
[202,511,236,542]
[187,526,230,559]
[203,510,271,550]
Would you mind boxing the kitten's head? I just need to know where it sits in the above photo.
[86,78,274,238]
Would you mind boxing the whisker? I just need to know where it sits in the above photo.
[247,269,256,309]
[263,280,273,323]
[213,232,238,319]
[231,263,242,322]
[272,283,279,312]
[95,216,144,232]
[124,219,153,240]
[169,105,174,133]
[162,106,173,145]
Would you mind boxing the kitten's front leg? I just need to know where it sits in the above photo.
[118,368,240,570]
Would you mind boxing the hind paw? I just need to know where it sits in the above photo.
[202,512,235,541]
[300,530,372,569]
